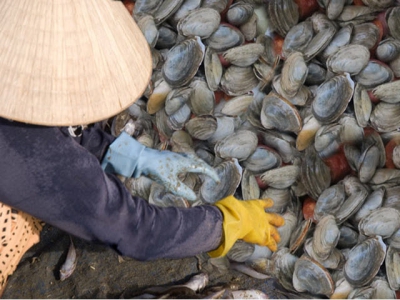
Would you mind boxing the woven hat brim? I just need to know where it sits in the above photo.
[0,0,152,126]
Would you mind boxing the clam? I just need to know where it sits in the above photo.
[205,23,245,52]
[314,182,346,222]
[386,245,400,291]
[153,0,185,25]
[386,7,400,41]
[372,80,400,104]
[241,169,260,200]
[312,73,354,125]
[277,211,298,249]
[189,77,215,115]
[156,25,178,49]
[201,0,229,13]
[337,223,359,249]
[336,5,381,26]
[280,51,308,97]
[318,0,349,20]
[347,286,375,299]
[185,115,218,140]
[304,238,344,269]
[353,60,394,89]
[296,115,322,151]
[272,75,311,107]
[259,130,298,164]
[220,95,253,117]
[167,103,192,130]
[149,182,190,208]
[165,87,192,116]
[200,158,242,203]
[262,188,291,214]
[241,145,282,174]
[344,236,386,287]
[177,8,221,38]
[282,20,314,59]
[312,215,340,260]
[305,61,327,85]
[371,277,397,299]
[361,0,395,8]
[214,130,258,161]
[352,187,385,225]
[376,37,400,63]
[353,83,372,128]
[240,12,258,41]
[303,13,337,61]
[273,248,298,292]
[350,22,380,50]
[358,207,400,238]
[301,147,331,200]
[226,2,254,26]
[220,65,259,96]
[204,47,223,91]
[208,116,236,145]
[292,255,335,297]
[326,44,370,75]
[169,0,202,27]
[227,240,256,263]
[318,24,353,64]
[314,123,341,159]
[370,102,400,133]
[162,37,205,88]
[260,92,302,134]
[266,0,299,37]
[136,14,159,48]
[259,165,300,190]
[222,43,264,67]
[289,219,313,254]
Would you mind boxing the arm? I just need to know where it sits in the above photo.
[0,118,223,260]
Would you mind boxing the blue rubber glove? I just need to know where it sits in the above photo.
[101,132,220,200]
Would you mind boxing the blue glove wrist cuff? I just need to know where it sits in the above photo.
[101,132,146,178]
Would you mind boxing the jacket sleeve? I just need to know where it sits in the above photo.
[0,118,223,261]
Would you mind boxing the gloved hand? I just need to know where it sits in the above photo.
[208,195,285,258]
[101,132,219,200]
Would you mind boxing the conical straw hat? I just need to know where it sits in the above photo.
[0,0,152,126]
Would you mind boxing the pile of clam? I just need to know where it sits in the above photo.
[114,0,400,298]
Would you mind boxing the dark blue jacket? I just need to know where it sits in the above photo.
[0,117,223,260]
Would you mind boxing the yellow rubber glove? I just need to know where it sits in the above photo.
[208,196,285,258]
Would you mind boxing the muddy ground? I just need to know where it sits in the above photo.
[2,225,296,299]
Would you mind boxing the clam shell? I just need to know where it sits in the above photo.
[214,130,258,161]
[241,169,260,200]
[273,248,298,292]
[353,60,394,89]
[358,207,400,238]
[318,24,353,64]
[352,187,384,225]
[386,245,400,291]
[162,37,205,88]
[372,80,400,104]
[344,236,386,287]
[370,102,400,133]
[280,51,308,97]
[242,145,282,174]
[372,277,397,299]
[335,182,369,224]
[189,77,215,115]
[337,224,359,249]
[220,95,253,116]
[350,22,380,50]
[353,83,372,128]
[282,20,314,58]
[226,2,254,26]
[266,0,299,37]
[200,159,242,203]
[260,92,302,134]
[177,8,221,38]
[220,65,259,96]
[312,73,354,124]
[304,238,344,270]
[204,47,223,91]
[277,211,297,249]
[153,0,185,25]
[262,188,291,214]
[312,215,340,260]
[185,115,217,140]
[376,37,400,63]
[387,7,400,41]
[326,44,370,75]
[289,219,313,254]
[205,23,245,52]
[314,182,346,222]
[165,87,192,116]
[259,165,300,190]
[292,255,335,297]
[222,43,264,67]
